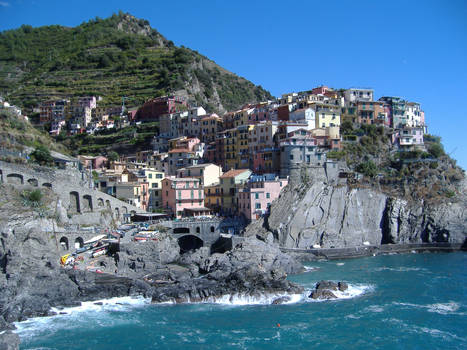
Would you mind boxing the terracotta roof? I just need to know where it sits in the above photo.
[168,148,194,154]
[219,169,250,179]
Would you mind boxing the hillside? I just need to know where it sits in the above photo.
[0,12,272,113]
[0,109,68,161]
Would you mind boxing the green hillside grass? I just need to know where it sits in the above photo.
[0,12,272,113]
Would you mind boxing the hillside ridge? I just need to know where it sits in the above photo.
[0,12,272,113]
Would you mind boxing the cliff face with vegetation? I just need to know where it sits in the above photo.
[0,12,272,113]
[248,125,466,250]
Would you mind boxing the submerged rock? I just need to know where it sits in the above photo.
[309,280,347,300]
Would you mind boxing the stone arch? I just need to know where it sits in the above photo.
[122,206,128,214]
[42,182,52,189]
[6,173,23,185]
[177,235,204,254]
[74,237,84,249]
[114,207,120,219]
[210,226,215,233]
[69,191,80,213]
[27,178,39,187]
[59,236,69,251]
[173,227,190,234]
[97,198,104,207]
[196,226,201,234]
[106,200,111,210]
[82,194,93,212]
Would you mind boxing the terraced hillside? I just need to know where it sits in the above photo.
[0,12,272,113]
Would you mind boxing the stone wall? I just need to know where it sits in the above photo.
[0,161,143,227]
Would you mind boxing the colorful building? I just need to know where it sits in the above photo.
[162,177,209,218]
[177,163,223,187]
[219,169,252,214]
[237,174,288,221]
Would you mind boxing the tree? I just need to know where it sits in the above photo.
[356,160,378,177]
[428,143,444,158]
[108,151,119,162]
[30,145,53,166]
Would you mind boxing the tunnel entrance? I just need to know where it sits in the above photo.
[177,235,203,254]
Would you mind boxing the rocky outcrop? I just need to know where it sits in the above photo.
[261,179,467,249]
[150,236,303,303]
[0,195,303,326]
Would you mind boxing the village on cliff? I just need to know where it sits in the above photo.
[1,86,427,223]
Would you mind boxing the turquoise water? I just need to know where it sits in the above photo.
[17,252,467,349]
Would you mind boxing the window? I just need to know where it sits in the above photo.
[255,193,259,199]
[230,178,234,184]
[148,173,152,179]
[152,183,158,188]
[266,193,270,199]
[255,203,261,209]
[178,190,181,198]
[191,190,194,198]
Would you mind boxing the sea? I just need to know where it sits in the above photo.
[15,252,466,349]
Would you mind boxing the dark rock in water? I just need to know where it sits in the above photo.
[338,282,348,291]
[316,280,338,291]
[272,296,291,304]
[94,302,103,305]
[310,289,337,300]
[309,280,348,300]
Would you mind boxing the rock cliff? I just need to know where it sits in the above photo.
[258,175,467,249]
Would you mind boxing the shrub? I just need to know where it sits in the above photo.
[356,160,378,177]
[30,145,53,165]
[428,143,444,158]
[21,189,43,207]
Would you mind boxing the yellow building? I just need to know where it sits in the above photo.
[235,125,251,169]
[136,168,165,210]
[315,105,341,128]
[222,128,238,171]
[204,183,222,211]
[177,163,223,186]
[219,169,252,214]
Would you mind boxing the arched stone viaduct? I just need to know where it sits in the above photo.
[160,219,222,246]
[0,160,143,226]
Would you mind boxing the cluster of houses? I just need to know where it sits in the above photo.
[37,96,134,135]
[39,86,427,222]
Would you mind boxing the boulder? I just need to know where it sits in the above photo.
[338,282,348,291]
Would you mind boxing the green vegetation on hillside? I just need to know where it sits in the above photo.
[0,109,68,161]
[0,12,272,113]
[60,121,160,156]
[335,123,464,203]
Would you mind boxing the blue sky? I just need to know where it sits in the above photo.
[1,0,466,169]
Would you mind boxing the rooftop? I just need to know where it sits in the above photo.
[220,169,250,179]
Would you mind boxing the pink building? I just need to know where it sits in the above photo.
[237,174,288,221]
[311,86,331,95]
[392,127,425,149]
[162,177,209,218]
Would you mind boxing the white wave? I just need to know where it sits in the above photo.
[373,267,427,272]
[393,301,463,315]
[49,295,150,315]
[385,318,465,342]
[303,265,319,272]
[336,262,345,266]
[14,295,151,338]
[159,283,374,306]
[364,304,385,313]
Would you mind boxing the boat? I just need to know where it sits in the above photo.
[84,234,107,245]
